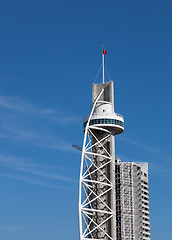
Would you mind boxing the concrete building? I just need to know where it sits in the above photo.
[78,52,151,240]
[115,159,151,240]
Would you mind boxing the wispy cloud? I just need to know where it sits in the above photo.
[0,155,77,183]
[0,95,79,152]
[0,225,21,232]
[149,162,172,175]
[0,124,74,152]
[0,95,79,190]
[119,136,160,153]
[0,173,67,189]
[0,95,78,124]
[0,155,77,190]
[0,155,71,170]
[10,226,21,231]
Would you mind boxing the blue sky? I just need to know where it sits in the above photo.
[0,0,172,239]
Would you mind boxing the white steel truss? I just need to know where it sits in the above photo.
[79,89,114,240]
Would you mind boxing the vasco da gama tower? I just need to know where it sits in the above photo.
[78,49,151,240]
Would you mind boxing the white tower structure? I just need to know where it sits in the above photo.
[78,50,151,240]
[79,50,124,240]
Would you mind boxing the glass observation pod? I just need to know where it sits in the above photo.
[83,101,124,135]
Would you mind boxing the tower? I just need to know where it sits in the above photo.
[78,49,124,240]
[78,49,151,240]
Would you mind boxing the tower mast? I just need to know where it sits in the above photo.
[102,48,105,84]
[102,47,107,83]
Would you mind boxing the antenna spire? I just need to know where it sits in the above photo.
[102,46,107,84]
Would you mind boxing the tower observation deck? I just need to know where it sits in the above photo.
[83,82,124,135]
[79,49,124,240]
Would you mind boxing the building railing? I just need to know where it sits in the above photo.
[115,112,124,118]
[83,118,124,129]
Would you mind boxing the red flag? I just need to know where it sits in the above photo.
[103,48,107,55]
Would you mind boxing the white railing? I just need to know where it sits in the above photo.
[115,112,124,118]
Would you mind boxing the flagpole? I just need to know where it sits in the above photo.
[102,50,104,84]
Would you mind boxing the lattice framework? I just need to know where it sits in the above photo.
[79,89,114,240]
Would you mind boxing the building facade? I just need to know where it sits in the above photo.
[115,159,151,240]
